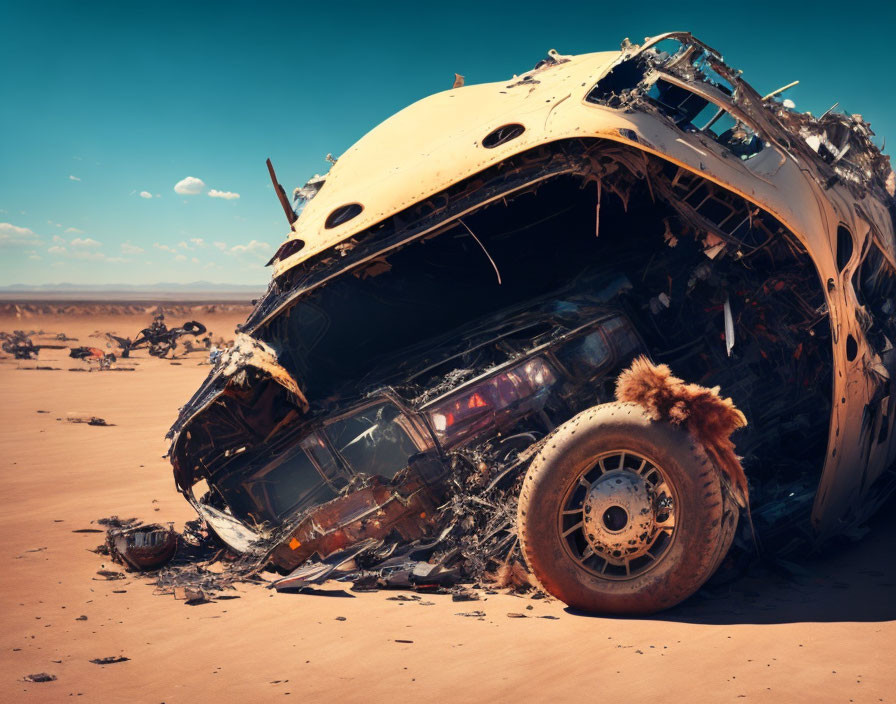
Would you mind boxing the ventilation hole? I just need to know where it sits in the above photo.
[482,123,525,149]
[267,238,305,266]
[836,225,853,271]
[846,334,858,361]
[325,203,363,229]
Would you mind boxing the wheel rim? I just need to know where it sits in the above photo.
[558,450,678,580]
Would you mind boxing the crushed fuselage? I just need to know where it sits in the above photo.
[166,32,896,586]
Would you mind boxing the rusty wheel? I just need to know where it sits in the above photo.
[518,402,738,614]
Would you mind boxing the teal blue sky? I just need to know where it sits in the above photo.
[2,0,893,286]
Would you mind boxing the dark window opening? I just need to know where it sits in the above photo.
[269,238,306,265]
[324,402,420,479]
[836,225,854,271]
[242,446,337,522]
[647,79,709,127]
[301,434,344,484]
[555,330,611,378]
[325,203,363,229]
[846,334,858,361]
[851,241,896,349]
[645,79,764,160]
[585,56,648,107]
[482,124,525,149]
[602,316,642,360]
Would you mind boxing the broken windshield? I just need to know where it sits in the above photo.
[645,36,736,96]
[324,402,421,480]
[555,330,611,378]
[646,79,764,159]
[241,443,338,522]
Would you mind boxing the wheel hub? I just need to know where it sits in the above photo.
[582,470,659,563]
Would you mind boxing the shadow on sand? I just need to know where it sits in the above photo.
[567,495,896,625]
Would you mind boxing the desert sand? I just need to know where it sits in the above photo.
[1,306,893,703]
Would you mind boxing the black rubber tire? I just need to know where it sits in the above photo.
[518,401,738,615]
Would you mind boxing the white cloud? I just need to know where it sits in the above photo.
[70,237,101,248]
[28,253,41,260]
[0,222,41,248]
[52,234,66,244]
[153,243,177,254]
[64,227,83,234]
[121,242,145,255]
[84,252,124,262]
[139,191,153,199]
[174,176,205,195]
[172,238,207,251]
[213,241,228,251]
[230,240,270,254]
[74,251,107,261]
[48,243,124,263]
[69,175,81,181]
[208,189,240,200]
[175,254,187,262]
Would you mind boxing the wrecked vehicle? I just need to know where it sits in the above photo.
[69,346,117,370]
[1,331,65,360]
[116,313,207,358]
[167,33,896,614]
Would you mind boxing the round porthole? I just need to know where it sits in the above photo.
[325,203,363,229]
[482,123,525,149]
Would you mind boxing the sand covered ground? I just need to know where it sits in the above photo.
[1,307,893,703]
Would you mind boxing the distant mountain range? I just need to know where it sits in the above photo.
[0,282,266,301]
[0,281,265,293]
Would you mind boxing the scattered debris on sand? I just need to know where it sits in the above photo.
[94,569,126,581]
[66,416,113,426]
[89,656,130,665]
[119,311,208,358]
[1,330,66,359]
[69,346,119,370]
[106,524,178,570]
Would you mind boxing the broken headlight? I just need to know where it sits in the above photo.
[427,357,557,446]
